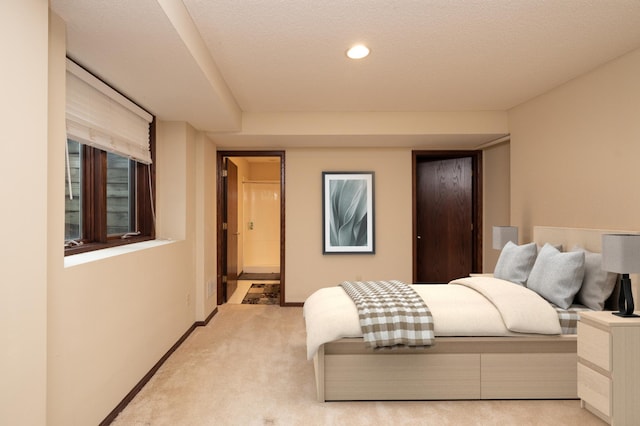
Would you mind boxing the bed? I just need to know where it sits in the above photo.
[304,226,638,402]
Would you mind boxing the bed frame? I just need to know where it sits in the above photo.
[312,226,638,402]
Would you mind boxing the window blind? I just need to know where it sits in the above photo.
[65,58,153,164]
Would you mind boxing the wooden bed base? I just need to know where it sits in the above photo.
[311,226,639,402]
[314,336,578,401]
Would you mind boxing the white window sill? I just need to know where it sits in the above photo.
[64,239,175,268]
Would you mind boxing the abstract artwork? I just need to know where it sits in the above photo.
[322,172,375,254]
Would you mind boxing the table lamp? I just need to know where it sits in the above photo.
[602,234,640,318]
[493,226,518,250]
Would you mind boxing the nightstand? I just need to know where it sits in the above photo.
[577,311,640,425]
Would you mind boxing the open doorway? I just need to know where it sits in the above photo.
[216,151,285,305]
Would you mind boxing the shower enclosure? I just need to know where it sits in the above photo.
[242,180,280,274]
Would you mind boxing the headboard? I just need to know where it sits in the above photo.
[533,226,640,311]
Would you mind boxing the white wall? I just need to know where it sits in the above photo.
[0,2,49,424]
[243,161,281,272]
[243,182,280,271]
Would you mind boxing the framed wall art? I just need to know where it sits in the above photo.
[322,171,375,254]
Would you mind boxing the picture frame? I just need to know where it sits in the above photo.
[322,171,375,254]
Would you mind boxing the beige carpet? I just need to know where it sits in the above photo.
[111,305,605,426]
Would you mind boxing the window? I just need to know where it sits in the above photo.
[64,59,155,255]
[106,150,135,235]
[65,139,82,242]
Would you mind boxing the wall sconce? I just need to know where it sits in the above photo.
[493,226,518,250]
[602,234,640,318]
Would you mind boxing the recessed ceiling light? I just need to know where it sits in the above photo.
[346,44,370,59]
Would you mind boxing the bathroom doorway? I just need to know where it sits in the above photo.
[216,151,285,305]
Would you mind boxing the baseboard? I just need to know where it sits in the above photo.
[196,306,219,327]
[100,307,218,425]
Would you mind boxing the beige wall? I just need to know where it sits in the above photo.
[482,142,511,272]
[43,19,218,426]
[223,148,505,300]
[195,131,218,317]
[285,148,413,302]
[14,4,637,424]
[0,2,49,424]
[249,161,280,180]
[285,146,509,301]
[509,48,640,241]
[48,116,217,425]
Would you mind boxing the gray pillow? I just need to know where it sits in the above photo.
[494,241,538,286]
[537,243,563,253]
[571,247,618,310]
[527,244,585,309]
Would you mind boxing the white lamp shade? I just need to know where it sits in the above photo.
[602,234,640,273]
[493,226,518,250]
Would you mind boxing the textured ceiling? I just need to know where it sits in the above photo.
[50,0,640,148]
[183,0,640,112]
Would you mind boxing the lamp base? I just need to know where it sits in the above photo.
[612,274,639,318]
[613,311,640,318]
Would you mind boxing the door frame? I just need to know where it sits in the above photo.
[412,150,483,282]
[216,150,286,305]
[223,158,239,302]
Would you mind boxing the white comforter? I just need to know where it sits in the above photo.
[303,276,562,359]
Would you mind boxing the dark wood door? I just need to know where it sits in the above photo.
[225,159,239,301]
[415,156,475,283]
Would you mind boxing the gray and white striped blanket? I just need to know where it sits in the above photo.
[340,280,435,350]
[554,304,591,334]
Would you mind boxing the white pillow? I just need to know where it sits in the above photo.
[527,244,585,309]
[494,241,538,286]
[571,247,618,310]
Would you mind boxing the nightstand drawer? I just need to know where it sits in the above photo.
[577,322,610,371]
[578,310,640,425]
[578,363,611,417]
